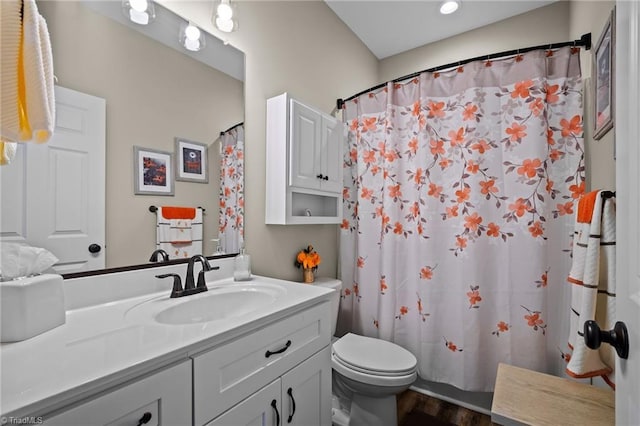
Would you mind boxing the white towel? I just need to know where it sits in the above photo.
[0,0,55,166]
[23,0,55,144]
[156,208,202,259]
[566,191,616,388]
[1,0,22,143]
[169,219,193,243]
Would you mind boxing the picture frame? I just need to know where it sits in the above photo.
[175,137,209,183]
[593,8,615,140]
[133,146,174,196]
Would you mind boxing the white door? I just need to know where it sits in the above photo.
[614,1,640,424]
[0,86,106,274]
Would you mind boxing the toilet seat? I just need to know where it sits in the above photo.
[331,333,417,387]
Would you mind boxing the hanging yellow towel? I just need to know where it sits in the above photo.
[22,0,55,144]
[566,190,616,389]
[0,0,55,166]
[0,0,23,144]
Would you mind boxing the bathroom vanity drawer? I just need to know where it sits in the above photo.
[193,301,331,425]
[43,360,191,426]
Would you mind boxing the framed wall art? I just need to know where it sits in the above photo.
[133,146,174,195]
[175,137,209,183]
[593,8,615,140]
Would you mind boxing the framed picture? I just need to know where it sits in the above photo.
[133,146,174,195]
[593,8,615,140]
[175,138,209,183]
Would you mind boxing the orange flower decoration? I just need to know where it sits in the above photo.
[294,245,321,271]
[560,115,583,137]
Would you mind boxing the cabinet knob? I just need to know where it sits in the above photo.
[136,412,152,426]
[271,399,280,426]
[88,243,101,254]
[322,175,329,181]
[316,174,324,179]
[287,387,296,423]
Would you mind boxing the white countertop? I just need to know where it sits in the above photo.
[0,271,333,418]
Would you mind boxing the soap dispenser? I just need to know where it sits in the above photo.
[211,238,224,256]
[234,247,251,281]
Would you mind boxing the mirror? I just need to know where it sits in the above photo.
[0,1,244,275]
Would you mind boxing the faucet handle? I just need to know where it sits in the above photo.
[156,273,183,298]
[196,263,220,289]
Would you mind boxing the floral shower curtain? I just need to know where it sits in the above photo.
[340,47,584,391]
[218,124,244,253]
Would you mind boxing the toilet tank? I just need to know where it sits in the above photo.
[312,277,342,336]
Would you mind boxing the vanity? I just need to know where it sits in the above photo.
[0,257,333,426]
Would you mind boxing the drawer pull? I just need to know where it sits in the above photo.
[271,399,280,426]
[265,340,292,358]
[136,412,152,426]
[287,387,296,423]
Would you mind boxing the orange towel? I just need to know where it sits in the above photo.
[161,206,196,220]
[577,191,599,223]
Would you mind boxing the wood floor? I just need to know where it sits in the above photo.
[397,390,497,426]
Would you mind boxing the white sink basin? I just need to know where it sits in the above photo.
[125,283,287,326]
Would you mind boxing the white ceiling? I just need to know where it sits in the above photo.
[325,0,557,59]
[83,1,245,81]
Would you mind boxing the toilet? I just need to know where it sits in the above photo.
[314,278,417,426]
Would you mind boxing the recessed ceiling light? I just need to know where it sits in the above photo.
[440,0,460,15]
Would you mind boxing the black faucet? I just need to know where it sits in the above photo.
[149,249,169,262]
[185,255,213,293]
[155,255,219,298]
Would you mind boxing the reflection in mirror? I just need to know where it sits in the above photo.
[0,1,244,276]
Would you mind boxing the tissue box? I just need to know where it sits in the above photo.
[1,274,66,343]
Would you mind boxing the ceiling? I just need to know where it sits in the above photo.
[325,0,557,59]
[83,0,244,81]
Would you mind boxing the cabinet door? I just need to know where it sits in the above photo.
[319,116,343,194]
[44,361,191,426]
[206,379,281,426]
[290,99,322,190]
[281,346,332,426]
[193,303,330,425]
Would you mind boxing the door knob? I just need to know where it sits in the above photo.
[88,243,102,254]
[584,320,629,359]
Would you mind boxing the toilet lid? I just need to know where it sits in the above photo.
[332,333,417,376]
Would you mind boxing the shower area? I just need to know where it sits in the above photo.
[338,45,585,413]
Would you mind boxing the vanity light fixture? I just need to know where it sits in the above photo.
[122,0,155,25]
[213,0,238,33]
[180,21,206,52]
[439,0,460,15]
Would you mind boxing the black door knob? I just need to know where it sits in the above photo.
[88,243,101,254]
[584,320,629,359]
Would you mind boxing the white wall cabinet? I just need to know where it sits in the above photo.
[266,93,343,225]
[44,361,191,426]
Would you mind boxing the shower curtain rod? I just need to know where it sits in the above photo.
[336,33,592,110]
[220,121,244,136]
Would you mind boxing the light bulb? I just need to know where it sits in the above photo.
[185,38,201,51]
[217,0,233,21]
[440,0,459,14]
[129,9,149,25]
[129,0,148,13]
[215,16,234,33]
[185,24,201,41]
